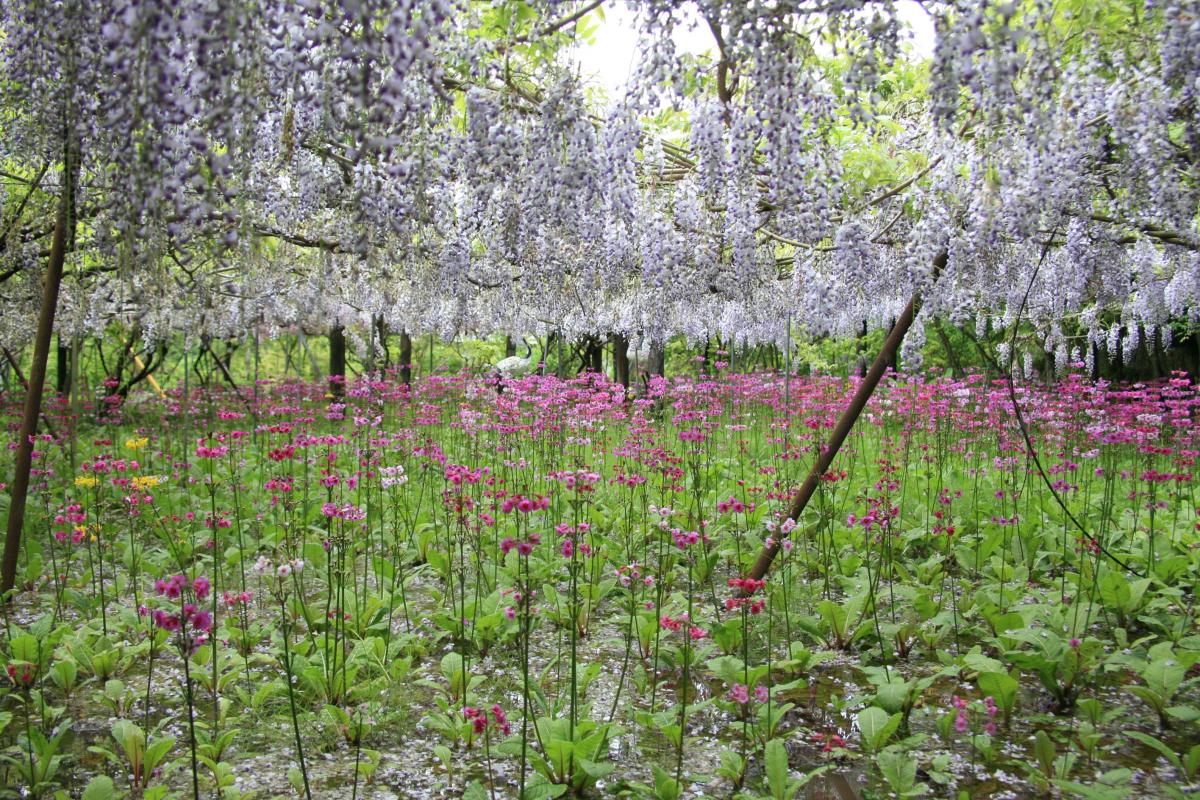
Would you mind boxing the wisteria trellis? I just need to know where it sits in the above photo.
[0,0,1195,355]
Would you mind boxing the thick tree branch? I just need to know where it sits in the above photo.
[253,224,347,253]
[1085,212,1199,251]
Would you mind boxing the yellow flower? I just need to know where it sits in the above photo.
[74,476,98,488]
[125,437,149,451]
[130,475,161,491]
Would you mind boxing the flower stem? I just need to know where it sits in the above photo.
[280,597,312,800]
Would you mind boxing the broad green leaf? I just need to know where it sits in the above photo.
[765,738,789,800]
[877,747,916,793]
[1143,659,1185,701]
[858,707,900,752]
[651,765,681,800]
[977,672,1018,717]
[1126,731,1182,770]
[1035,730,1056,776]
[1166,705,1200,722]
[961,648,1006,675]
[874,680,909,715]
[82,776,116,800]
[519,778,568,800]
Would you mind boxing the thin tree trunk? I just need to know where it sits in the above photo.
[366,314,377,374]
[1,348,59,440]
[505,335,516,358]
[113,325,140,391]
[784,314,792,410]
[933,320,964,378]
[376,317,390,370]
[282,335,295,377]
[56,334,70,395]
[647,339,665,378]
[886,318,899,373]
[588,338,603,374]
[329,324,346,397]
[253,330,260,419]
[117,343,168,397]
[69,334,81,471]
[1151,327,1166,380]
[2,133,74,599]
[399,330,413,385]
[299,330,322,382]
[199,339,251,412]
[612,333,630,389]
[745,251,946,584]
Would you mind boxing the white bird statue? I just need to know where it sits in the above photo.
[626,335,651,367]
[491,336,535,392]
[626,335,656,396]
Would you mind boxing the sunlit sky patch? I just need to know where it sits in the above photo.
[573,0,937,98]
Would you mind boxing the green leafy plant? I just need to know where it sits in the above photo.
[1097,572,1151,629]
[976,671,1018,725]
[47,658,79,699]
[498,713,618,794]
[877,745,928,798]
[865,668,942,731]
[763,738,829,800]
[89,719,175,790]
[858,706,902,753]
[1127,645,1199,729]
[94,679,134,718]
[1002,630,1100,712]
[1125,731,1200,786]
[1,717,73,795]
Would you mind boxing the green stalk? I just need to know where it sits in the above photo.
[279,594,312,800]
